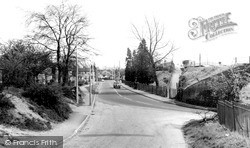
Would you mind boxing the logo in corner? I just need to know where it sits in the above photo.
[188,12,237,41]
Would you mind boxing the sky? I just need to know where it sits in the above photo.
[0,0,250,69]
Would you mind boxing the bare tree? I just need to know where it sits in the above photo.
[27,4,65,83]
[132,18,177,86]
[26,3,91,85]
[61,5,90,85]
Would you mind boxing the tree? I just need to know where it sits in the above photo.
[208,65,250,102]
[130,50,137,82]
[0,40,52,88]
[132,18,177,86]
[133,39,154,84]
[27,3,90,85]
[27,4,64,83]
[61,5,89,86]
[24,50,52,83]
[125,48,133,81]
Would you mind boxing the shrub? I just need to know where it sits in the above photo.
[54,102,72,119]
[78,80,85,86]
[22,84,59,109]
[22,83,72,121]
[62,86,75,101]
[17,117,51,131]
[0,93,15,124]
[0,94,15,109]
[208,66,250,102]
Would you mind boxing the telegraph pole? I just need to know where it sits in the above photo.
[119,61,120,80]
[89,64,92,106]
[199,53,201,67]
[76,48,79,104]
[113,66,116,80]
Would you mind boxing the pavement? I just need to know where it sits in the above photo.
[34,84,100,146]
[121,83,217,112]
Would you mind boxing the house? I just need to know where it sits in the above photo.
[156,60,175,72]
[182,60,195,68]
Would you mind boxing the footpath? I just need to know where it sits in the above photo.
[38,83,99,145]
[121,83,217,112]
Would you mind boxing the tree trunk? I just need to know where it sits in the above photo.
[149,55,159,87]
[62,67,69,86]
[52,65,56,83]
[57,45,61,84]
[62,60,69,86]
[152,63,159,86]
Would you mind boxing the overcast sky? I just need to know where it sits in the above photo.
[0,0,249,69]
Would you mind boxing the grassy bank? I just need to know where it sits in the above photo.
[182,118,250,148]
[0,84,77,132]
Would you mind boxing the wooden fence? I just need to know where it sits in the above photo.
[218,100,250,137]
[122,80,171,98]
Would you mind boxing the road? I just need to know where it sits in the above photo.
[64,80,203,148]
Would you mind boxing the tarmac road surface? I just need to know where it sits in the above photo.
[64,80,203,148]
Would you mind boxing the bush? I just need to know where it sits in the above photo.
[22,83,72,121]
[17,117,51,131]
[0,93,15,124]
[62,86,75,101]
[22,83,61,109]
[78,80,85,86]
[0,93,15,109]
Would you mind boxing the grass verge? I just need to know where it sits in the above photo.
[182,118,250,148]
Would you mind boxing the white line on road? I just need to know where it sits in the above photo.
[108,82,163,107]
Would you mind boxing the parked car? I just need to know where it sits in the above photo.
[113,80,121,89]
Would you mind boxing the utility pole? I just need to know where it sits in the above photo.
[114,66,116,80]
[199,53,201,67]
[89,64,92,106]
[119,61,120,80]
[76,48,79,104]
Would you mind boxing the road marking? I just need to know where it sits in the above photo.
[107,81,164,107]
[108,81,138,102]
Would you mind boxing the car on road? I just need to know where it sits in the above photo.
[113,80,121,89]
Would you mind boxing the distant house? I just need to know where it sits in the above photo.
[182,60,195,68]
[78,67,91,81]
[69,66,96,84]
[156,60,175,72]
